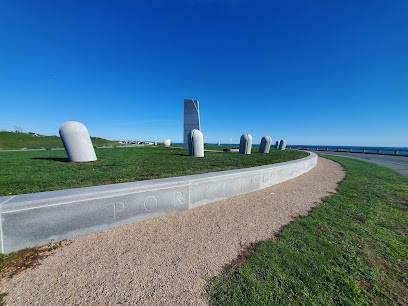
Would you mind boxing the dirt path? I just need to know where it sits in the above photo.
[0,157,345,305]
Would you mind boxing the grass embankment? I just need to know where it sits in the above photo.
[208,156,408,305]
[0,146,307,196]
[0,131,119,150]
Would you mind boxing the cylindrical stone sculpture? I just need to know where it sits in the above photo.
[239,133,252,154]
[188,129,204,157]
[59,121,97,162]
[259,136,272,153]
[163,139,172,147]
[279,139,287,150]
[275,140,280,149]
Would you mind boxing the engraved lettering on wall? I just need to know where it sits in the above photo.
[235,179,243,190]
[174,191,184,205]
[144,196,159,211]
[263,173,271,183]
[219,182,227,194]
[113,202,126,218]
[204,185,212,197]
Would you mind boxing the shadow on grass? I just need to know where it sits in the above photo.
[32,157,70,163]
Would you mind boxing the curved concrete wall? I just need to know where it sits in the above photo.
[0,152,317,254]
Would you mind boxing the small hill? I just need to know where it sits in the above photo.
[0,131,120,150]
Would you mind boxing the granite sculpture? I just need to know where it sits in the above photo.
[275,140,280,149]
[59,121,97,162]
[239,133,252,154]
[279,139,287,150]
[188,129,204,157]
[183,99,200,150]
[259,136,272,153]
[163,139,172,147]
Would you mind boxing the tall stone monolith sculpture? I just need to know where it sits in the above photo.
[188,129,204,157]
[239,133,252,154]
[275,140,280,149]
[183,99,200,150]
[279,139,287,150]
[59,121,97,162]
[259,136,272,153]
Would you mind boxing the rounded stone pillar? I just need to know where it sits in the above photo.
[279,139,287,150]
[59,121,97,162]
[275,140,280,149]
[259,136,272,153]
[239,133,252,154]
[188,129,204,157]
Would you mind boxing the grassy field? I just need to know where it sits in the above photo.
[207,155,408,305]
[0,131,119,150]
[0,146,307,196]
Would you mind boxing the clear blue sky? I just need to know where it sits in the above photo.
[1,1,407,146]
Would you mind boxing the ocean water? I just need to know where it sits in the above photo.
[286,145,408,154]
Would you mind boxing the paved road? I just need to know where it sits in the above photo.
[309,151,408,178]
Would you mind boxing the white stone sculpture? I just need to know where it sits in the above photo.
[275,140,280,149]
[279,139,287,150]
[188,129,204,157]
[259,136,272,153]
[163,139,172,147]
[183,99,200,150]
[59,121,97,162]
[239,133,252,154]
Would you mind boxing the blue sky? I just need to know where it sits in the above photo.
[1,0,407,146]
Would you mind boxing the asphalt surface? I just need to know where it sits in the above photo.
[309,151,408,178]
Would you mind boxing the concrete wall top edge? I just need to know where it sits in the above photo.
[1,152,315,212]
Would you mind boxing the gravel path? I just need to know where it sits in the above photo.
[0,157,345,305]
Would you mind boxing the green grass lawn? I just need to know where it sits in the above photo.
[0,146,307,196]
[204,144,240,150]
[207,155,408,305]
[0,131,119,150]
